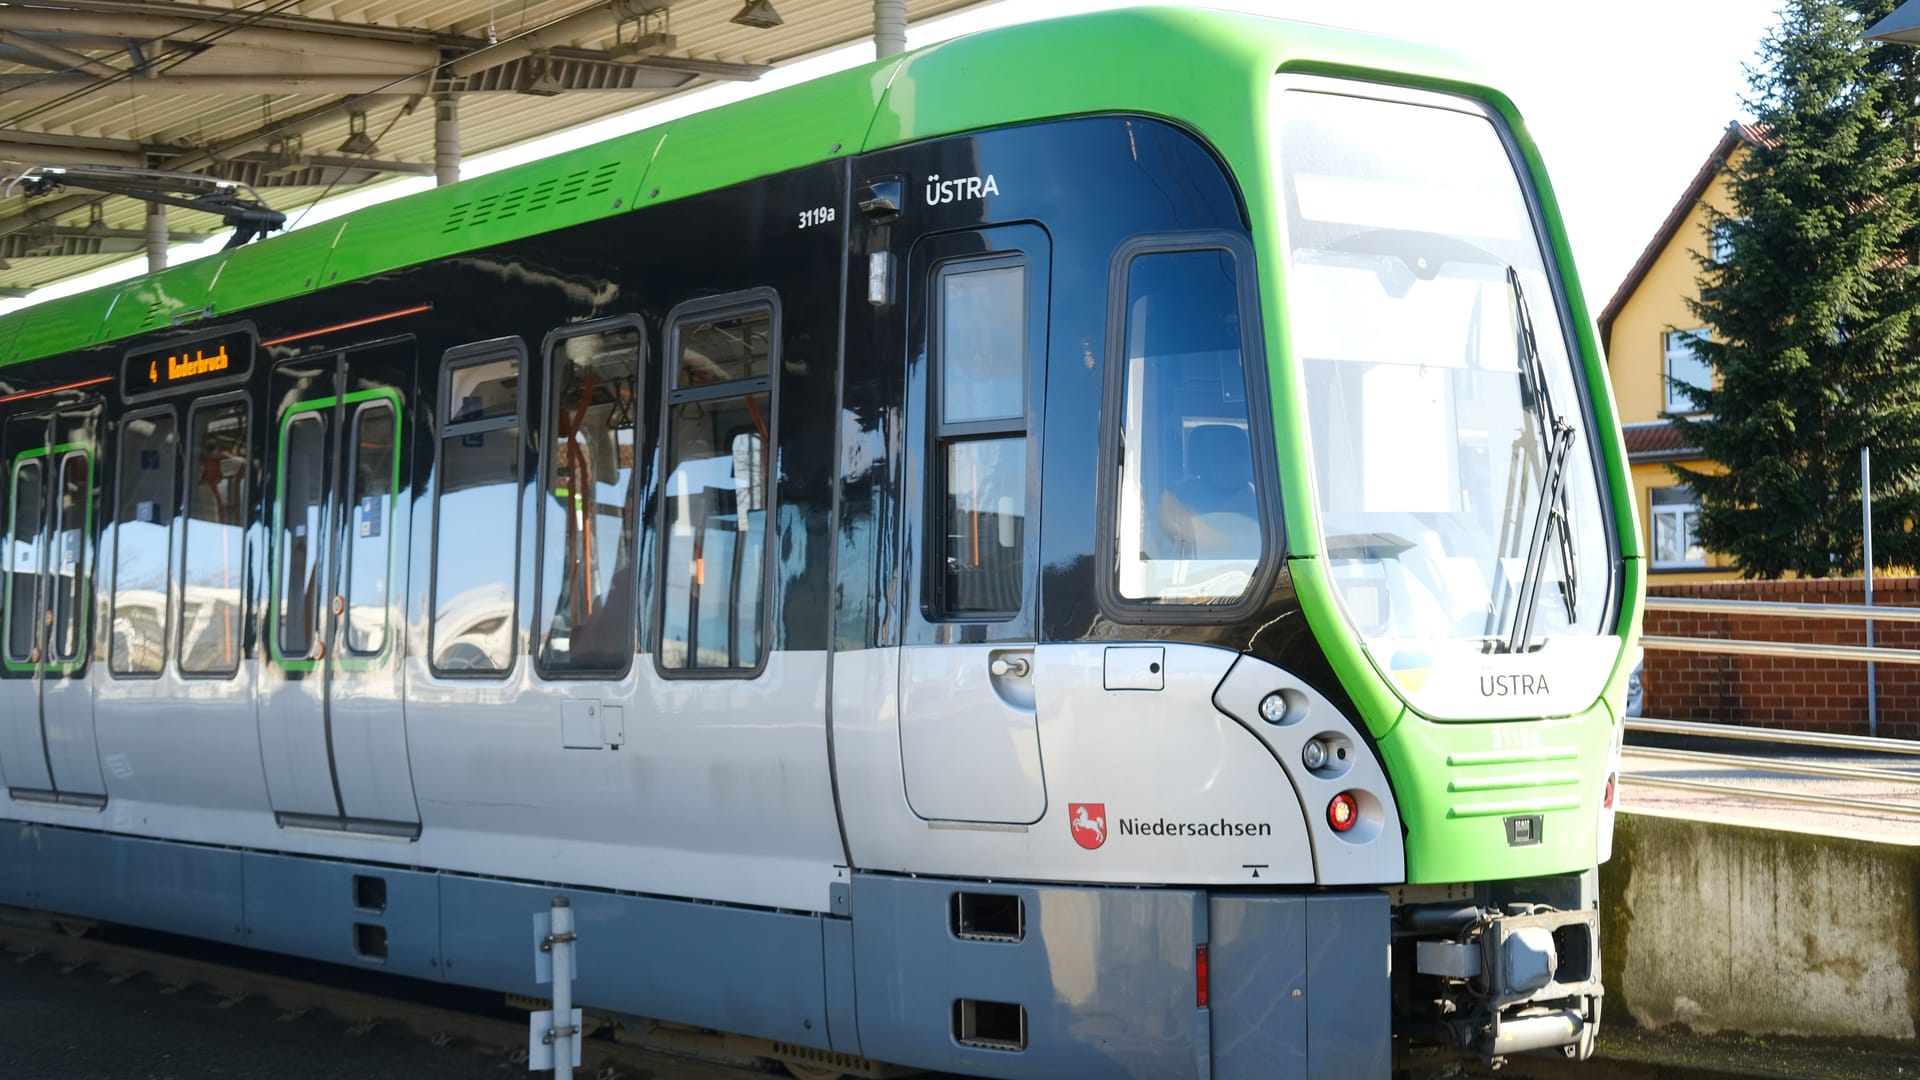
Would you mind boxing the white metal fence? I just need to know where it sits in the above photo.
[1628,596,1920,815]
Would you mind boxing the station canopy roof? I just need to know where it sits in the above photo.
[0,0,986,297]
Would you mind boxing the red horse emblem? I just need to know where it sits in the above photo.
[1069,803,1106,850]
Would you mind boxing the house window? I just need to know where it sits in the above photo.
[1664,329,1710,414]
[1709,219,1738,264]
[1651,486,1704,569]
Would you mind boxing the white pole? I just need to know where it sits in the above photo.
[1864,446,1877,738]
[549,897,575,1080]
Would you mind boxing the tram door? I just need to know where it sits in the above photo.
[0,404,106,803]
[259,341,420,831]
[895,224,1052,824]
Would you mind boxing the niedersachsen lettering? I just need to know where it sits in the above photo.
[1116,816,1272,839]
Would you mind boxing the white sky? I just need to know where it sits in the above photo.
[0,0,1784,320]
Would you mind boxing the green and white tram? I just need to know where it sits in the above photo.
[0,8,1639,1077]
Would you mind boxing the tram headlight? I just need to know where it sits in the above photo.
[1302,739,1328,771]
[1258,693,1288,723]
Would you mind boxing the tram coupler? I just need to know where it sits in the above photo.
[1395,897,1602,1067]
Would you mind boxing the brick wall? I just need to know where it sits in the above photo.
[1645,577,1920,738]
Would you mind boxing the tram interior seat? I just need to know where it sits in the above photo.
[1164,422,1261,558]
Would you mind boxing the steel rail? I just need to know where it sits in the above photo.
[1627,716,1920,755]
[1643,596,1920,622]
[1621,773,1920,818]
[1624,745,1920,785]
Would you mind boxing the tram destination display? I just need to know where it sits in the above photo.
[123,328,253,397]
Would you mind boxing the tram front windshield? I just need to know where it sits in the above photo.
[1274,86,1611,654]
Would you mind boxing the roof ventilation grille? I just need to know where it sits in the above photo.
[523,176,560,215]
[552,168,591,206]
[466,192,504,228]
[492,186,528,222]
[584,161,620,199]
[438,162,620,237]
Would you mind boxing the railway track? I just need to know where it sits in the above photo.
[0,917,886,1080]
[12,913,1913,1080]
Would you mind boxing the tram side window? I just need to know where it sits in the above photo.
[1113,248,1264,605]
[431,351,522,675]
[50,450,92,663]
[537,325,642,676]
[180,401,250,676]
[659,303,773,674]
[111,413,178,675]
[276,414,326,661]
[344,403,397,657]
[6,457,44,663]
[932,258,1028,618]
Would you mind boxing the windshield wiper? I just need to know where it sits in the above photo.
[1506,267,1579,653]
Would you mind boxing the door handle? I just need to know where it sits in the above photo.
[989,656,1030,679]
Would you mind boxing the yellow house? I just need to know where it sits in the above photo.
[1595,122,1761,583]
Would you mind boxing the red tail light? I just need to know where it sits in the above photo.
[1195,946,1210,1007]
[1328,792,1359,833]
[1603,772,1616,809]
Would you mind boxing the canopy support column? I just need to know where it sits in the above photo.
[435,92,461,186]
[146,202,167,273]
[874,0,906,58]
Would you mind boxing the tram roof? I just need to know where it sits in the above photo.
[0,5,1494,372]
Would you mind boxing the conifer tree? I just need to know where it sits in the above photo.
[1673,0,1920,578]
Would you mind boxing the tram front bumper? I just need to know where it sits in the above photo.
[1400,901,1602,1065]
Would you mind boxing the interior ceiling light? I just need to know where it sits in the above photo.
[731,0,782,29]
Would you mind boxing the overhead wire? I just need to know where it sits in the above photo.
[281,103,409,234]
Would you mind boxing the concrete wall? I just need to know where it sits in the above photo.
[1645,576,1920,738]
[1602,811,1919,1042]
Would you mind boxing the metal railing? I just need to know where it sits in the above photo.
[1629,597,1920,817]
[1643,595,1920,665]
